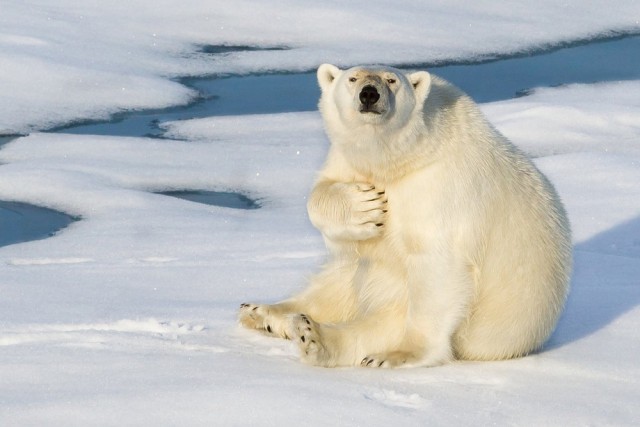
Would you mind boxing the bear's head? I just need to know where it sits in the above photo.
[316,64,431,134]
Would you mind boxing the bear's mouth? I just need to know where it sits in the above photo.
[359,107,383,115]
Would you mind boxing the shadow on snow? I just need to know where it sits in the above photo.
[546,215,640,350]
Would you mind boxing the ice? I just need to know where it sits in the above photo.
[2,82,640,424]
[483,81,640,158]
[1,1,640,426]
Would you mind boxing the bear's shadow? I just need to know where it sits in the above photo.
[545,215,640,349]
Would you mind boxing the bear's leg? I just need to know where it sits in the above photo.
[239,260,360,339]
[286,310,420,368]
[279,253,473,368]
[354,253,475,369]
[287,313,450,368]
[398,253,475,367]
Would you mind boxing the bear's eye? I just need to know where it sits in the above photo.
[386,78,396,84]
[349,77,357,83]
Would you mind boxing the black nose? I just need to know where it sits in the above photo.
[359,85,380,107]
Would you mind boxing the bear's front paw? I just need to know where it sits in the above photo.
[286,314,334,367]
[331,182,388,241]
[348,183,387,240]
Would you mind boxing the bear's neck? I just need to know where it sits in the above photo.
[330,121,439,183]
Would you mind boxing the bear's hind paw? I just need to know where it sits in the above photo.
[238,303,288,338]
[361,351,416,368]
[287,313,333,367]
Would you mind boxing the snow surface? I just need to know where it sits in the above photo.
[1,1,640,426]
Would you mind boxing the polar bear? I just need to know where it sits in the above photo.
[239,64,572,368]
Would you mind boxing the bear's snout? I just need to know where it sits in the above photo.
[359,85,380,109]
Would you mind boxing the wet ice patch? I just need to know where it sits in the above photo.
[198,45,289,55]
[157,190,260,209]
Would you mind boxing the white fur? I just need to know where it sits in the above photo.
[239,64,572,368]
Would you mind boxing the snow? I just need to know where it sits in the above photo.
[1,1,640,426]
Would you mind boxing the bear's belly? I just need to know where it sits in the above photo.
[379,169,452,256]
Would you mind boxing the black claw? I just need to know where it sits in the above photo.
[284,333,290,340]
[310,340,316,344]
[378,361,385,367]
[266,325,272,333]
[301,336,306,343]
[366,359,374,366]
[240,303,249,308]
[376,223,384,227]
[252,306,258,312]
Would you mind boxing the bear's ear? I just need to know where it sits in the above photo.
[317,63,342,92]
[407,71,432,101]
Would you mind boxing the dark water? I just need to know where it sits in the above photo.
[0,201,78,248]
[0,135,19,148]
[1,136,78,248]
[58,34,640,138]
